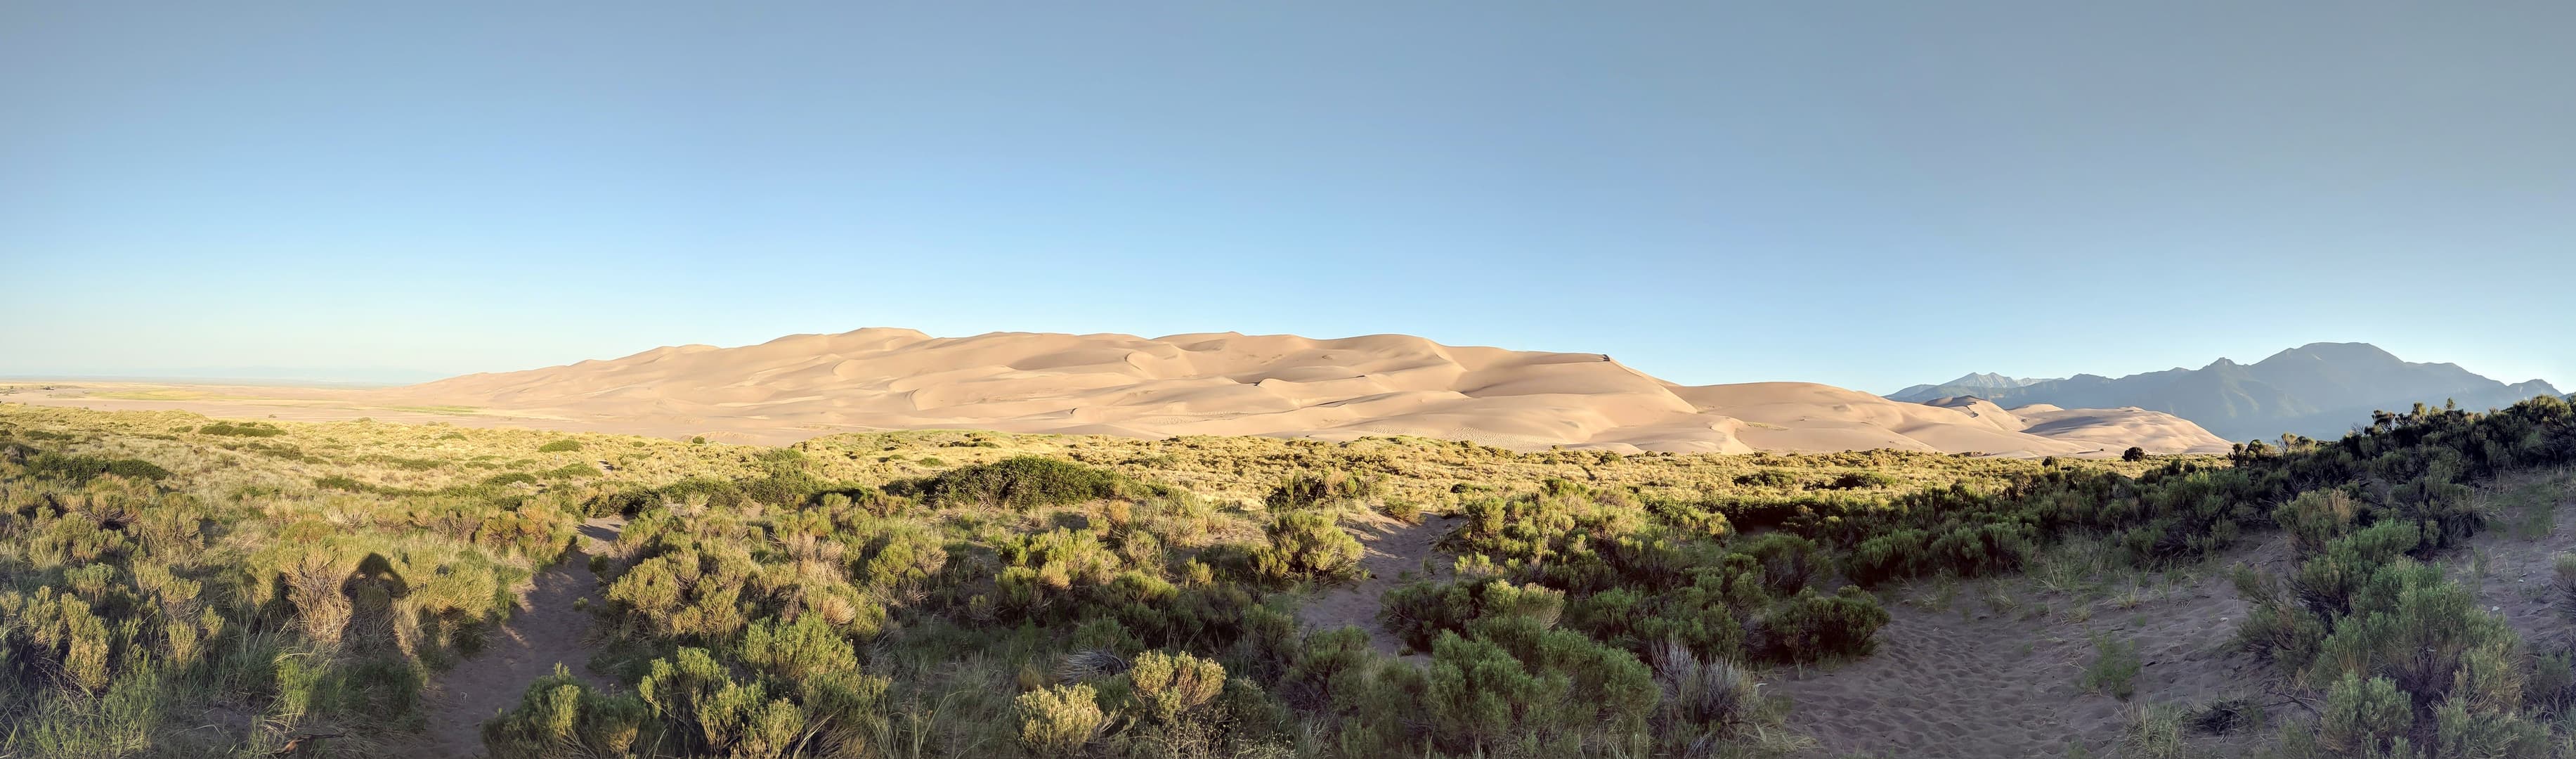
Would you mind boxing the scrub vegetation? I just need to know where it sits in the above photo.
[3,394,2572,758]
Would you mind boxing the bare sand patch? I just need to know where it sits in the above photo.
[1293,513,1459,659]
[1774,539,2293,758]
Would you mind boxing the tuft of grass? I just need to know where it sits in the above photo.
[2554,554,2576,621]
[2119,703,2190,759]
[2082,632,2141,700]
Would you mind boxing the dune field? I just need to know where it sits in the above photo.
[113,327,2245,456]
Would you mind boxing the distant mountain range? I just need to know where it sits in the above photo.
[1883,343,2563,442]
[1889,372,2057,401]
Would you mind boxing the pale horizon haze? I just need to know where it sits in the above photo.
[6,4,2571,393]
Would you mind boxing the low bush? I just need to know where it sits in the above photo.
[1015,683,1106,758]
[1379,579,1565,651]
[198,421,285,437]
[1731,469,1799,488]
[23,453,170,484]
[916,456,1131,509]
[2317,673,2412,757]
[538,462,600,479]
[1251,511,1362,583]
[480,666,651,758]
[483,472,540,487]
[1824,471,1901,490]
[1756,586,1889,663]
[1738,532,1824,595]
[536,439,583,453]
[1648,640,1764,748]
[1379,497,1421,524]
[1266,470,1381,510]
[1422,632,1578,755]
[1124,650,1226,727]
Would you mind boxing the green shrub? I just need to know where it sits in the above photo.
[1466,615,1658,739]
[2431,690,2548,758]
[737,616,861,683]
[540,462,601,479]
[25,453,170,484]
[2274,488,2358,556]
[1757,586,1889,663]
[1379,580,1566,651]
[538,439,583,453]
[917,456,1130,509]
[1013,684,1105,758]
[635,647,810,758]
[1739,532,1823,595]
[2318,673,2412,757]
[1422,632,1576,755]
[198,421,285,437]
[1564,580,1750,663]
[2529,651,2576,715]
[482,665,652,758]
[2289,520,2421,617]
[2232,564,2328,668]
[1266,470,1381,510]
[1731,469,1799,488]
[1379,498,1422,524]
[1125,650,1226,726]
[2298,559,2529,749]
[484,472,540,487]
[1251,511,1363,583]
[1824,471,1900,490]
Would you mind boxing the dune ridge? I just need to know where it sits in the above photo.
[377,327,2233,455]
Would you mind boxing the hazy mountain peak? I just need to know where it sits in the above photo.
[2259,342,2402,366]
[1944,372,2043,389]
[1885,342,2554,441]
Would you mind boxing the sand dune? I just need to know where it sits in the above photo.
[363,327,2230,455]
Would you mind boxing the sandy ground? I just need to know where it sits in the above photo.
[2450,467,2576,653]
[0,327,2234,455]
[410,517,625,759]
[1773,537,2295,758]
[1293,513,1459,659]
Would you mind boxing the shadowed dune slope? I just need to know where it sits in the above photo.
[379,327,2232,455]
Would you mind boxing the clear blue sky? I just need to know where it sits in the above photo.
[6,3,2570,391]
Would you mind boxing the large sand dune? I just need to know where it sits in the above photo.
[367,328,2231,455]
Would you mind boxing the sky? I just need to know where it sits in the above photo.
[5,3,2570,392]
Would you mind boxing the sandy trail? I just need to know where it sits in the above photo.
[1294,513,1457,657]
[1773,538,2291,758]
[412,517,625,758]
